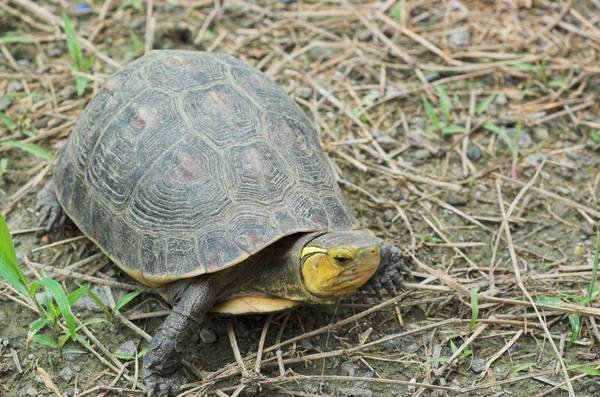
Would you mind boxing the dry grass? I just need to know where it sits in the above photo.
[1,0,600,396]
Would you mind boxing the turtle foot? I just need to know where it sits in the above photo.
[145,371,187,397]
[369,243,408,296]
[35,180,64,235]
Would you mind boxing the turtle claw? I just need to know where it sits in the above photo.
[145,372,187,397]
[367,242,408,297]
[35,180,64,235]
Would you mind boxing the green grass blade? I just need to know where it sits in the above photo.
[113,290,142,312]
[0,112,17,131]
[434,85,451,119]
[0,214,29,296]
[68,285,89,305]
[483,122,514,152]
[470,287,479,330]
[569,364,600,376]
[422,95,439,131]
[31,334,59,349]
[0,159,8,177]
[511,362,534,373]
[75,76,88,97]
[535,294,563,307]
[39,278,77,340]
[585,231,600,305]
[62,15,83,69]
[476,94,496,115]
[568,314,580,345]
[0,141,53,161]
[442,124,466,135]
[390,0,404,22]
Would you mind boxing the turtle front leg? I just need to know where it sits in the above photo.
[368,242,407,296]
[36,179,64,234]
[144,276,218,397]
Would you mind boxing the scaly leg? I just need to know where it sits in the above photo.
[35,179,64,234]
[144,276,218,397]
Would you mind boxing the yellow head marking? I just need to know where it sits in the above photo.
[301,244,380,298]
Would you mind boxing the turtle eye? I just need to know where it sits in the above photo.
[334,255,352,265]
[330,248,354,266]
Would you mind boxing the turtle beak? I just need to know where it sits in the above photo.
[338,245,380,286]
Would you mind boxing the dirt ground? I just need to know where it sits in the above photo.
[1,0,600,396]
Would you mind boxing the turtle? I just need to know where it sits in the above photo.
[36,50,405,396]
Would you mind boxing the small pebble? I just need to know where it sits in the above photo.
[470,357,486,373]
[533,126,549,141]
[466,145,482,161]
[580,223,595,237]
[573,243,586,257]
[72,365,81,372]
[376,135,397,151]
[446,193,468,206]
[58,86,77,99]
[357,29,372,41]
[336,387,372,397]
[448,27,470,48]
[341,361,359,377]
[27,353,34,360]
[308,47,339,61]
[199,328,217,344]
[59,366,74,383]
[7,80,23,92]
[46,46,66,58]
[0,95,13,111]
[383,208,395,222]
[413,149,431,160]
[294,86,312,99]
[494,94,507,106]
[25,386,38,397]
[17,58,30,69]
[1,338,8,347]
[116,340,137,358]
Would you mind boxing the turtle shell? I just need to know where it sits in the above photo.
[54,50,358,287]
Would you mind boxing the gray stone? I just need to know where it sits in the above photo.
[294,86,312,99]
[466,145,482,161]
[341,361,359,377]
[448,27,470,48]
[116,340,137,358]
[336,387,372,397]
[494,94,507,106]
[17,58,30,69]
[7,80,23,92]
[308,46,340,61]
[376,135,397,151]
[533,127,549,141]
[413,149,431,160]
[46,45,65,58]
[62,349,84,362]
[357,29,372,41]
[199,327,217,344]
[0,95,13,111]
[59,85,77,99]
[59,366,74,383]
[72,285,111,312]
[383,208,395,222]
[446,193,468,206]
[25,386,38,397]
[470,357,486,373]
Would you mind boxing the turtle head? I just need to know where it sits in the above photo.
[300,230,380,299]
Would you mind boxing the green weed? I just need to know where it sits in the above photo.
[422,85,466,136]
[0,214,87,348]
[390,0,405,23]
[0,141,53,161]
[62,15,95,96]
[469,287,480,331]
